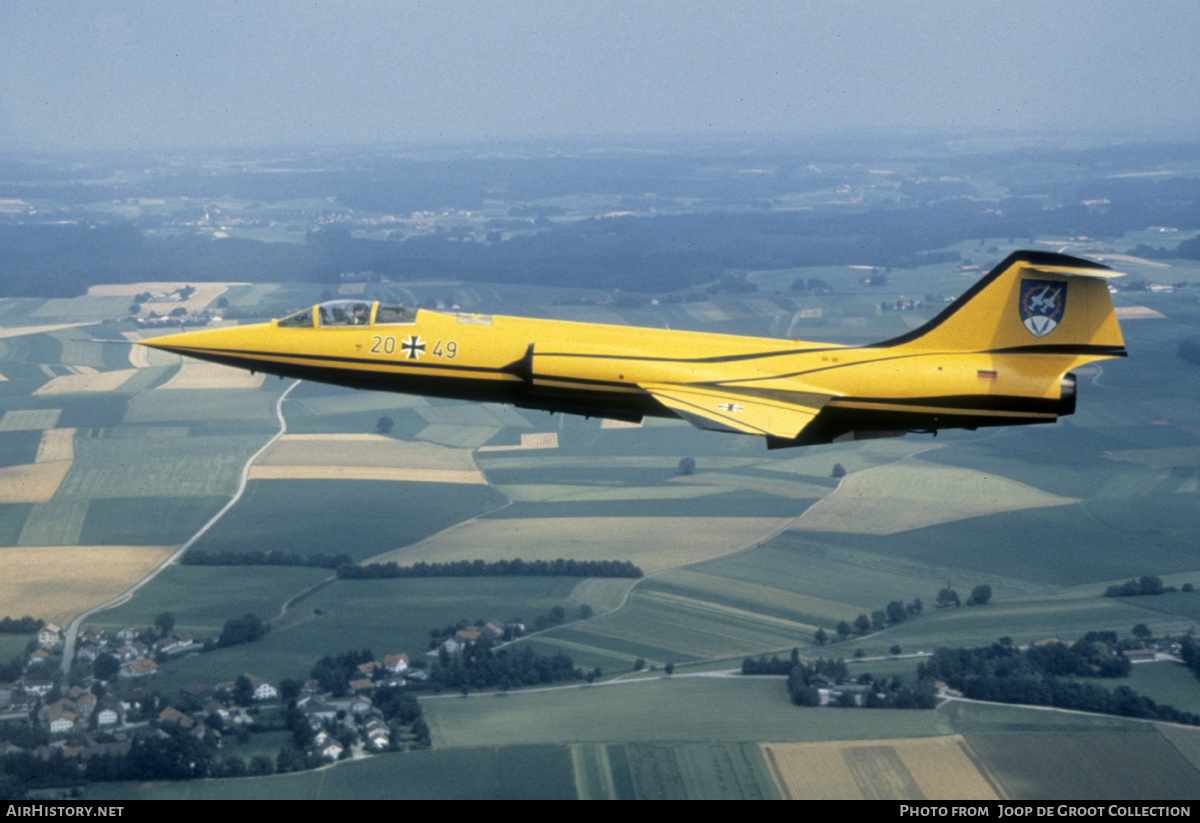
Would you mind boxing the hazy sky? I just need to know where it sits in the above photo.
[2,0,1198,152]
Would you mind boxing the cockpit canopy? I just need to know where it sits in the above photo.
[276,300,416,328]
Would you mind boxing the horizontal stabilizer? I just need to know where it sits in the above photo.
[641,383,828,439]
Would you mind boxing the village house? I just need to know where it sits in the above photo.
[119,658,158,678]
[37,624,61,648]
[246,674,278,701]
[95,697,122,727]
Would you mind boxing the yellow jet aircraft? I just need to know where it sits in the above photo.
[139,251,1126,449]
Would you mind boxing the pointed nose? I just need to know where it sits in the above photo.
[138,323,272,369]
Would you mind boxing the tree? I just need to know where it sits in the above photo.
[94,653,120,681]
[854,614,872,635]
[678,457,696,476]
[664,662,675,676]
[154,612,176,636]
[218,613,268,647]
[234,675,255,706]
[935,588,960,608]
[376,416,395,435]
[813,628,828,646]
[967,584,992,606]
[831,463,846,479]
[1132,624,1153,641]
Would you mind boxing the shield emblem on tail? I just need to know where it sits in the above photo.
[1019,280,1066,338]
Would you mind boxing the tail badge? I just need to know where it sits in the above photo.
[1019,280,1066,338]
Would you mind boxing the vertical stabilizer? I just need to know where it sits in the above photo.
[876,251,1126,358]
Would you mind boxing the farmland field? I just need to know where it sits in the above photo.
[964,730,1200,800]
[423,677,951,748]
[372,516,794,573]
[86,745,577,800]
[120,575,585,689]
[194,479,507,563]
[0,544,174,624]
[762,736,1000,800]
[793,459,1080,535]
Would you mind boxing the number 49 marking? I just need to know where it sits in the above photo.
[432,340,458,359]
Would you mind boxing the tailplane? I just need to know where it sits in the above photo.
[876,251,1126,358]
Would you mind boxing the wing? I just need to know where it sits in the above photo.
[640,383,831,439]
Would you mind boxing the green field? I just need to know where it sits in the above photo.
[79,495,231,545]
[61,432,267,499]
[85,745,577,800]
[423,676,951,747]
[191,479,508,562]
[98,574,586,689]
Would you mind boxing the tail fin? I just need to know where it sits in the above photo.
[876,251,1126,359]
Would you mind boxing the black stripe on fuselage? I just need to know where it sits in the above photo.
[153,344,522,378]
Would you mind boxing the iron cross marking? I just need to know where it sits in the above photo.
[401,336,426,360]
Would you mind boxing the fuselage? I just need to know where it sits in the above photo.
[140,294,1095,447]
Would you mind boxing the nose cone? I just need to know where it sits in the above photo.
[139,323,272,370]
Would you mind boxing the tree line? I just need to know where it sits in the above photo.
[1103,575,1183,598]
[918,636,1200,725]
[338,558,643,579]
[0,616,44,634]
[181,549,352,569]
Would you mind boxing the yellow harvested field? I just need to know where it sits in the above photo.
[260,434,480,472]
[792,460,1077,535]
[158,362,266,390]
[368,516,793,574]
[0,545,175,625]
[0,409,62,431]
[35,428,76,463]
[0,322,96,340]
[34,369,138,395]
[88,282,245,313]
[601,418,643,429]
[0,462,72,503]
[762,736,1001,801]
[1116,306,1167,320]
[477,432,559,451]
[249,465,486,483]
